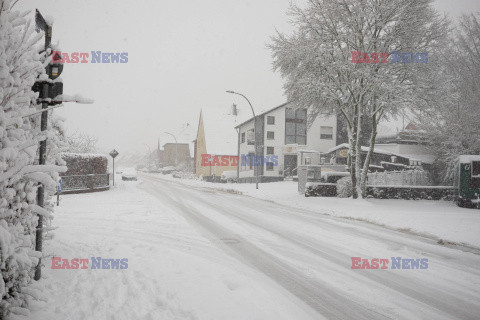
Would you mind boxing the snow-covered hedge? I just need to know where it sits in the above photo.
[1,1,65,317]
[60,153,108,191]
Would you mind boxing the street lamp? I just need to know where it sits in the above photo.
[226,90,259,189]
[164,132,178,167]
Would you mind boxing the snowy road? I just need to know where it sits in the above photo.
[140,174,480,320]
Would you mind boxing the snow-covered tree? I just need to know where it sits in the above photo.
[0,1,66,317]
[415,13,480,184]
[270,0,448,197]
[64,131,98,154]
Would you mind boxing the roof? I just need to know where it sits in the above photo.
[457,155,480,163]
[234,102,289,129]
[163,143,189,147]
[327,143,435,164]
[328,143,392,155]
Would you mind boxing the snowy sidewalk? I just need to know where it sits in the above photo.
[20,180,315,320]
[151,174,480,249]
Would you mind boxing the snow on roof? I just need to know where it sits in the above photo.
[401,154,436,165]
[457,155,480,163]
[327,143,392,155]
[327,143,436,163]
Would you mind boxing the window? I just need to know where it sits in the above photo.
[320,126,333,140]
[266,147,274,155]
[266,162,274,171]
[241,132,245,143]
[267,116,275,125]
[285,108,307,145]
[247,129,255,145]
[267,131,275,140]
[305,157,311,165]
[248,152,255,169]
[472,161,480,178]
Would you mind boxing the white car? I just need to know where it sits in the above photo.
[220,170,238,183]
[121,167,137,181]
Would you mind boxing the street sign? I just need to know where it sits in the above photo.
[110,150,119,187]
[57,178,62,193]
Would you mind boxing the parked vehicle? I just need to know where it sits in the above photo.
[172,171,183,179]
[161,166,176,175]
[122,167,138,181]
[220,170,238,183]
[454,155,480,208]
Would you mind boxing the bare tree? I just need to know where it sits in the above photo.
[270,0,448,197]
[65,131,98,154]
[415,13,480,184]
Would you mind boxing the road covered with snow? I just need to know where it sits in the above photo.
[23,174,480,320]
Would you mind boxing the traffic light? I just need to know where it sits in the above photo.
[32,49,64,104]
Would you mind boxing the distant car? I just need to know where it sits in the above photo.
[122,168,137,181]
[220,170,238,183]
[172,171,183,179]
[161,166,176,175]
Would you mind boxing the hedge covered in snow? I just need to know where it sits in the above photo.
[0,1,66,317]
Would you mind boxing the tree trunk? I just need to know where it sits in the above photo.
[354,104,363,199]
[361,113,378,198]
[349,107,358,199]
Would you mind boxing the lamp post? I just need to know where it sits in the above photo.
[164,132,178,167]
[226,90,259,189]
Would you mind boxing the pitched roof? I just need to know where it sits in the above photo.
[234,102,289,128]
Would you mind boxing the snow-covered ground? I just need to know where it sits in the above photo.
[20,177,315,320]
[153,173,480,249]
[16,173,480,319]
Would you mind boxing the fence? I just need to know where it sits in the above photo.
[61,173,109,193]
[367,170,431,187]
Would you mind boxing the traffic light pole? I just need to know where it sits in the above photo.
[34,19,52,281]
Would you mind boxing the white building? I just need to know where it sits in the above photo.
[235,103,337,182]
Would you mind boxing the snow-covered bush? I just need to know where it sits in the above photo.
[0,1,66,317]
[336,177,353,198]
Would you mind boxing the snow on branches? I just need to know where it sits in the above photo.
[0,0,65,317]
[270,0,448,197]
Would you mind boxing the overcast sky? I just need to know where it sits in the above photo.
[16,0,480,155]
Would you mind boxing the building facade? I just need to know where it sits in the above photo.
[236,103,337,183]
[193,111,238,179]
[163,143,191,168]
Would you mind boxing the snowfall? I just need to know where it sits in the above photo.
[14,173,480,320]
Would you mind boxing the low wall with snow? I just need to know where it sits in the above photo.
[60,153,109,193]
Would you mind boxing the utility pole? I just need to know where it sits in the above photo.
[34,9,61,281]
[226,90,259,189]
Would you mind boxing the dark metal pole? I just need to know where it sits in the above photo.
[226,91,258,189]
[34,23,52,281]
[113,157,115,186]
